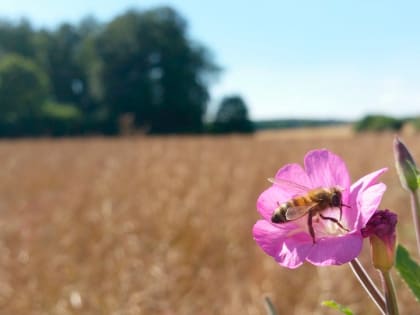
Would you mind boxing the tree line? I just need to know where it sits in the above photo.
[354,114,420,132]
[0,6,254,137]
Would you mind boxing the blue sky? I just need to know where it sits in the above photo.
[1,1,420,120]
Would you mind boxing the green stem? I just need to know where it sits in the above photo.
[349,258,386,315]
[263,296,278,315]
[379,271,399,315]
[409,190,420,257]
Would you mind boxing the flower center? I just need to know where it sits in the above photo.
[289,211,349,241]
[313,213,349,238]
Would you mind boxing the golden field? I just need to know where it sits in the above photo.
[0,126,418,315]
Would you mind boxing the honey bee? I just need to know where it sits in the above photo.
[268,178,349,243]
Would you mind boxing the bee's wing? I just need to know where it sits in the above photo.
[285,204,317,220]
[268,177,311,195]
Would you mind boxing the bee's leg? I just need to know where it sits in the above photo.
[319,214,349,231]
[307,211,316,244]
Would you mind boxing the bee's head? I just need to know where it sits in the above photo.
[331,188,342,208]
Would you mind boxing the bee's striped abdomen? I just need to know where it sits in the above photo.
[290,195,314,207]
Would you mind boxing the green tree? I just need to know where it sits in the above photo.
[34,23,95,112]
[354,114,403,132]
[0,54,49,135]
[0,19,36,58]
[34,18,108,134]
[213,95,254,133]
[0,54,49,119]
[95,7,219,133]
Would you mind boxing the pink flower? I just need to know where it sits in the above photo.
[253,149,387,268]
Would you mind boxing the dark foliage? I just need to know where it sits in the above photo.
[354,114,403,132]
[0,7,220,136]
[211,95,254,133]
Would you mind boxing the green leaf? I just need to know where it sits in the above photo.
[395,244,420,301]
[321,300,354,315]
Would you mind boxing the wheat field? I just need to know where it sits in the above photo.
[0,127,418,314]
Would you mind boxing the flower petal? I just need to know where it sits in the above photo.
[346,168,388,230]
[351,168,388,191]
[276,233,313,269]
[256,185,288,221]
[274,163,312,195]
[252,220,290,257]
[304,149,351,189]
[306,233,363,266]
[253,220,312,268]
[343,168,388,229]
[355,183,387,230]
[344,180,363,229]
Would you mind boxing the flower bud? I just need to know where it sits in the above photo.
[393,136,418,192]
[361,210,398,271]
